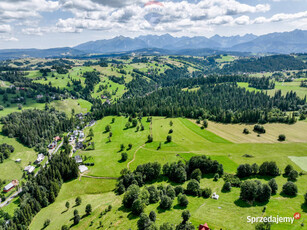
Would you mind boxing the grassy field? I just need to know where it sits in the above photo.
[289,156,307,171]
[199,120,307,143]
[238,81,307,99]
[0,131,37,181]
[11,116,307,230]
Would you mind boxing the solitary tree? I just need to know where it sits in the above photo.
[65,201,70,210]
[268,178,278,194]
[85,204,92,215]
[121,152,128,162]
[282,181,298,196]
[75,196,82,206]
[288,170,299,181]
[166,135,172,143]
[105,125,111,132]
[177,193,189,207]
[284,164,293,176]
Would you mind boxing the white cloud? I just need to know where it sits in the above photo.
[54,0,271,34]
[253,11,307,24]
[0,35,18,41]
[0,0,59,23]
[0,24,11,33]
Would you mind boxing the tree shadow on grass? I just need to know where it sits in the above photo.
[127,213,138,220]
[280,192,297,198]
[118,159,127,163]
[61,209,68,214]
[234,198,269,208]
[156,206,170,214]
[173,204,187,210]
[240,175,276,182]
[301,203,307,213]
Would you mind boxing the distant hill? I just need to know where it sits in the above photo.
[0,47,85,60]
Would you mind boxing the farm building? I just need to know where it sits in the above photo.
[3,180,19,193]
[74,155,83,163]
[78,165,88,173]
[35,154,45,164]
[212,192,219,200]
[198,223,210,230]
[15,159,21,163]
[24,165,35,174]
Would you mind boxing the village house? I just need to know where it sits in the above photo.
[3,180,19,193]
[101,95,108,99]
[198,223,210,230]
[78,165,88,173]
[54,136,61,142]
[35,154,45,164]
[79,131,85,139]
[36,94,44,99]
[24,165,35,174]
[48,141,57,149]
[104,99,111,105]
[74,155,83,164]
[75,141,84,150]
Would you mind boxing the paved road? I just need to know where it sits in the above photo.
[0,140,64,208]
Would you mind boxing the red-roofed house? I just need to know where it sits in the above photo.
[199,223,210,230]
[54,136,61,142]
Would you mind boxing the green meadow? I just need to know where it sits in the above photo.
[27,116,307,230]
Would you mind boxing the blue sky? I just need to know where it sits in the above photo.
[0,0,306,49]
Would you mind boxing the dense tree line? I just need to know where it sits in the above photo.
[3,153,78,229]
[0,143,14,163]
[248,77,275,90]
[1,109,72,148]
[116,156,223,194]
[237,161,280,178]
[221,55,307,73]
[92,83,304,124]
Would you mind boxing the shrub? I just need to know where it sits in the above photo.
[190,168,201,182]
[177,193,189,207]
[132,199,146,216]
[123,184,140,208]
[168,129,173,134]
[282,181,298,196]
[222,182,231,192]
[202,188,212,198]
[278,134,286,141]
[288,170,299,181]
[174,185,185,196]
[186,179,200,196]
[284,164,293,176]
[160,195,173,210]
[268,178,278,194]
[243,128,250,134]
[149,211,156,222]
[253,124,266,134]
[85,204,92,215]
[75,196,82,206]
[121,152,128,162]
[214,173,219,181]
[166,135,172,143]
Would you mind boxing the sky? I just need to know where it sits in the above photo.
[0,0,306,49]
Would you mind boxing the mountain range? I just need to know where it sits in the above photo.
[0,30,306,60]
